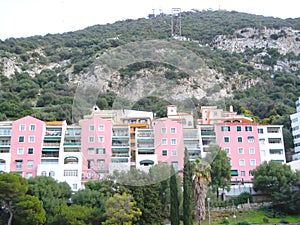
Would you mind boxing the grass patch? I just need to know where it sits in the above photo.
[200,208,300,224]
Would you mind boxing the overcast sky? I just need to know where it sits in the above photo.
[0,0,299,40]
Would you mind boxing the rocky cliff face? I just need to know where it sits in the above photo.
[1,27,300,103]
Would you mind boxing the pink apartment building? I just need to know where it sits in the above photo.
[10,116,45,178]
[80,117,112,180]
[216,122,261,184]
[154,118,184,172]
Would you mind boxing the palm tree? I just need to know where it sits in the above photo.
[192,158,211,225]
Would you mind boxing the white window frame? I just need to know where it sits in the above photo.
[17,148,24,155]
[98,136,104,143]
[171,149,177,156]
[249,148,255,154]
[98,125,105,131]
[29,124,36,131]
[250,159,256,166]
[239,159,245,166]
[88,136,95,143]
[28,136,35,143]
[162,138,167,145]
[238,147,244,154]
[171,138,177,145]
[170,127,176,134]
[19,124,26,131]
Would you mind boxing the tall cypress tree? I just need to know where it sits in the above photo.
[170,166,180,225]
[183,147,194,225]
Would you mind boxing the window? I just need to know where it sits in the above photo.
[49,171,55,177]
[171,138,177,145]
[250,159,256,166]
[239,159,245,166]
[221,126,230,132]
[27,160,33,169]
[88,160,94,169]
[171,149,177,156]
[28,148,34,154]
[30,124,36,131]
[259,138,265,144]
[88,148,94,154]
[97,159,105,168]
[261,150,266,156]
[98,136,104,143]
[170,127,176,134]
[224,137,230,143]
[20,124,26,131]
[224,148,230,154]
[87,172,93,179]
[89,136,94,143]
[28,136,35,143]
[98,125,104,131]
[237,137,243,143]
[17,148,24,155]
[245,126,253,132]
[238,148,244,154]
[162,138,167,145]
[26,173,33,179]
[64,170,78,176]
[18,136,25,143]
[241,171,245,176]
[96,148,105,154]
[73,184,78,190]
[41,171,47,176]
[162,150,167,156]
[249,148,255,154]
[15,160,23,169]
[248,136,254,143]
[258,128,264,134]
[161,128,167,134]
[89,125,94,131]
[236,126,242,132]
[172,161,178,171]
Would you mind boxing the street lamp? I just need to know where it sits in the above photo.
[207,197,211,225]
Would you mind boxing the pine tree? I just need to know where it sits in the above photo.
[170,166,180,225]
[183,148,194,225]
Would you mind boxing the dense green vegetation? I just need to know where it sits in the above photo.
[1,10,300,153]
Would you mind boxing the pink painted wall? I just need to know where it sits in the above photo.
[154,119,184,172]
[216,123,261,183]
[80,117,112,180]
[10,116,45,177]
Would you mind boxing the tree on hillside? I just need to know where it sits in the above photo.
[183,148,193,225]
[27,176,71,225]
[209,145,231,199]
[170,166,180,225]
[192,158,211,225]
[14,195,46,225]
[102,193,142,225]
[52,204,99,225]
[0,172,28,225]
[252,161,300,214]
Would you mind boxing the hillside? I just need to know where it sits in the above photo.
[1,10,300,155]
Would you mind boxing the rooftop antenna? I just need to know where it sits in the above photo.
[171,8,181,37]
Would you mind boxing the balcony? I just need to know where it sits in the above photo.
[137,143,154,148]
[0,129,11,136]
[64,141,81,146]
[112,140,129,147]
[137,131,154,138]
[137,149,155,154]
[0,141,10,147]
[200,131,216,136]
